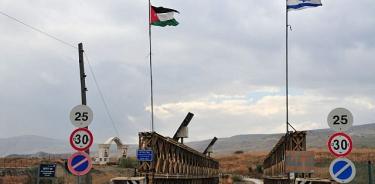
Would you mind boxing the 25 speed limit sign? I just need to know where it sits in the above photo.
[327,108,353,132]
[70,105,93,128]
[70,128,94,151]
[328,132,353,157]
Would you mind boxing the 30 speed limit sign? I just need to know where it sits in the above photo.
[70,128,94,151]
[328,132,353,157]
[327,108,353,132]
[70,105,93,128]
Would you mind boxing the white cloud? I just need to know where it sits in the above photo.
[345,96,375,110]
[147,91,375,139]
[0,0,375,143]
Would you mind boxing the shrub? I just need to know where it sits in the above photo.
[234,150,244,154]
[119,157,138,168]
[232,175,243,182]
[256,165,263,173]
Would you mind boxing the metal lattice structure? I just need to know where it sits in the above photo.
[263,132,335,184]
[263,131,306,182]
[138,132,219,184]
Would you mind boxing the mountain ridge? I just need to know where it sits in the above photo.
[1,123,374,157]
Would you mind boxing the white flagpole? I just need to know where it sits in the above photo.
[285,1,290,177]
[286,0,289,134]
[148,0,155,132]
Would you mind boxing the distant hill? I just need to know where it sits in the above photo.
[0,135,70,157]
[1,124,375,157]
[186,123,375,155]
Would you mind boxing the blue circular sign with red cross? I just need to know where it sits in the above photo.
[329,157,356,183]
[67,152,92,176]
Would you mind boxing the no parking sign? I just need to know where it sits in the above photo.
[67,152,92,176]
[329,157,356,183]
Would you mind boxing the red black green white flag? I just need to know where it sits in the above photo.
[150,6,179,27]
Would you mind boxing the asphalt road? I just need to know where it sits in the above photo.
[242,178,263,184]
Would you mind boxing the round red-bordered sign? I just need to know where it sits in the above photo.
[69,128,93,152]
[327,132,353,157]
[67,152,92,176]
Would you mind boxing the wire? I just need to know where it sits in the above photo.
[83,53,121,138]
[0,10,77,49]
[0,10,121,139]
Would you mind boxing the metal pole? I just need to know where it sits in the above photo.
[369,161,374,184]
[78,43,90,184]
[282,10,289,181]
[78,43,87,106]
[148,0,155,132]
[286,0,289,134]
[37,166,40,184]
[78,43,89,155]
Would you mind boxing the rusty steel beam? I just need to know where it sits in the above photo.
[150,177,219,184]
[138,132,219,184]
[263,131,307,177]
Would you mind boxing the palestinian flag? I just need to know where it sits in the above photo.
[150,6,179,27]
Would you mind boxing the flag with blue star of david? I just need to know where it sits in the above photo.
[287,0,322,11]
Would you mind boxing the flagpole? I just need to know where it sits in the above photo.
[148,0,155,132]
[286,0,289,134]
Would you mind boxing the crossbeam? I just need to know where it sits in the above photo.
[263,131,307,177]
[138,132,219,184]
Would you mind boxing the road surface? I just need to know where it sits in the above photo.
[242,178,263,184]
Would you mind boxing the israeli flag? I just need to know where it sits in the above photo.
[287,0,322,11]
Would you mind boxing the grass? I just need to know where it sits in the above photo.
[2,149,375,183]
[118,157,138,168]
[217,148,375,183]
[0,158,137,184]
[217,151,266,178]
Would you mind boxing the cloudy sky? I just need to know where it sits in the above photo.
[0,0,374,144]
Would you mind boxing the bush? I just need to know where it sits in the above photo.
[232,175,243,182]
[248,166,253,173]
[119,157,138,168]
[256,165,263,173]
[234,150,244,154]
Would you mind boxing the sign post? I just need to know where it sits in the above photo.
[39,164,57,177]
[137,150,154,162]
[70,105,93,128]
[67,152,93,176]
[329,158,356,183]
[69,110,94,183]
[37,164,57,184]
[68,43,94,184]
[327,108,356,183]
[327,132,353,157]
[70,128,94,152]
[327,108,353,132]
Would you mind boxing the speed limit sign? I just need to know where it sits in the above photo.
[328,132,353,157]
[327,108,353,132]
[70,128,94,151]
[70,105,93,128]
